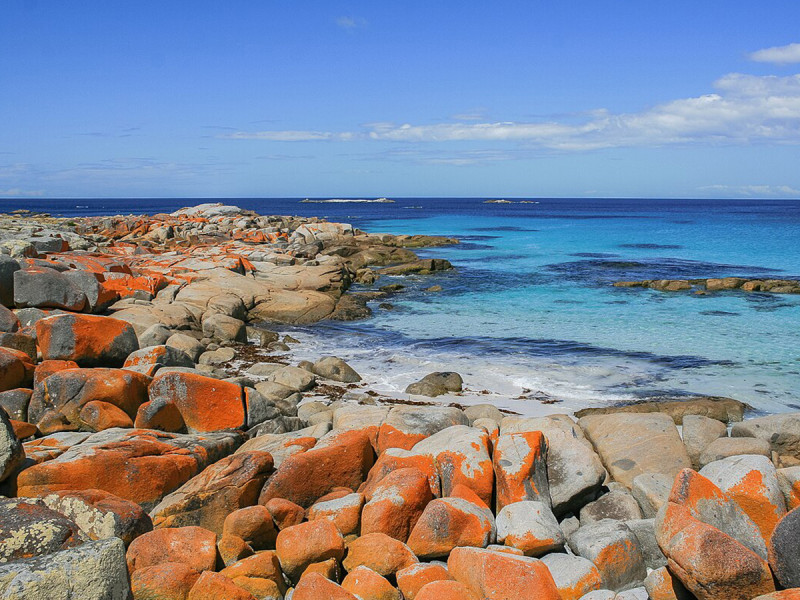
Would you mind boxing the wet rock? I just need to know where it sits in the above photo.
[36,313,139,367]
[275,519,344,582]
[405,372,462,397]
[575,396,746,424]
[496,500,564,556]
[13,267,87,312]
[407,496,495,559]
[568,519,647,591]
[768,506,800,589]
[464,403,504,425]
[329,293,372,320]
[700,454,787,541]
[311,356,361,383]
[0,538,130,600]
[540,552,603,600]
[151,450,273,534]
[0,408,24,483]
[579,413,691,489]
[682,414,728,468]
[447,546,561,600]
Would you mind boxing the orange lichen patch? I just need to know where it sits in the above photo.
[135,400,186,432]
[435,445,494,508]
[285,436,317,451]
[259,430,375,508]
[415,580,479,600]
[751,591,800,600]
[0,347,35,391]
[594,538,641,590]
[217,534,254,567]
[406,497,494,559]
[78,400,134,431]
[306,492,364,537]
[265,497,305,530]
[342,566,400,600]
[9,419,37,439]
[493,431,549,512]
[361,467,433,542]
[187,571,256,600]
[219,551,286,592]
[299,558,340,582]
[101,272,168,298]
[656,502,775,600]
[147,371,246,433]
[396,563,452,600]
[16,430,217,506]
[35,314,137,367]
[126,526,218,575]
[447,547,561,600]
[342,532,418,578]
[275,519,345,583]
[222,506,278,551]
[448,483,491,511]
[293,573,359,600]
[376,424,428,454]
[362,451,440,499]
[728,469,786,541]
[130,562,201,600]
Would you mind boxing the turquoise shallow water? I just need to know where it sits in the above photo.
[12,197,800,414]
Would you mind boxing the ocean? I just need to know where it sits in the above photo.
[9,197,800,416]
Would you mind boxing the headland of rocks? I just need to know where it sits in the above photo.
[0,203,798,600]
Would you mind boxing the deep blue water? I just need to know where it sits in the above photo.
[6,197,800,414]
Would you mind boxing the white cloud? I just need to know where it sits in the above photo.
[749,43,800,65]
[698,184,800,197]
[336,16,367,30]
[222,72,800,150]
[0,188,44,197]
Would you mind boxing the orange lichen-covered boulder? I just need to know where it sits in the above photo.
[415,580,480,600]
[644,566,693,600]
[655,501,775,600]
[187,571,256,600]
[306,491,364,536]
[700,454,788,542]
[217,534,253,567]
[493,430,550,512]
[406,496,495,559]
[36,314,139,367]
[292,573,359,600]
[16,428,241,509]
[362,448,440,498]
[151,451,274,534]
[396,563,452,600]
[376,406,469,453]
[342,532,418,577]
[540,552,603,600]
[778,467,800,510]
[0,347,34,392]
[341,566,401,600]
[447,546,562,600]
[496,500,565,556]
[668,467,768,559]
[219,551,287,597]
[33,359,79,387]
[410,425,494,506]
[28,367,150,433]
[265,497,305,530]
[143,371,246,433]
[223,505,277,550]
[126,526,218,575]
[130,562,202,600]
[568,519,647,591]
[123,345,194,369]
[275,519,345,582]
[361,467,433,542]
[259,429,375,508]
[751,592,800,600]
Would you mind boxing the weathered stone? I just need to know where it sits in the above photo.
[493,430,550,512]
[0,305,19,333]
[126,525,217,574]
[292,572,357,600]
[130,562,201,600]
[768,506,800,589]
[124,345,194,370]
[580,490,643,523]
[643,566,693,600]
[568,519,647,591]
[407,496,495,559]
[0,538,130,600]
[307,492,364,536]
[575,396,746,424]
[682,415,727,468]
[699,436,771,467]
[579,413,691,489]
[377,405,468,453]
[0,408,24,483]
[219,550,286,597]
[342,566,401,600]
[625,518,666,570]
[202,314,247,343]
[405,372,462,397]
[0,257,20,308]
[778,466,800,509]
[137,323,172,348]
[187,571,256,600]
[732,413,800,466]
[631,473,671,518]
[151,451,273,534]
[36,313,139,367]
[415,580,479,600]
[312,356,361,383]
[0,388,31,422]
[343,532,418,577]
[0,498,86,563]
[396,563,452,600]
[361,467,433,542]
[275,519,344,582]
[0,347,34,392]
[13,267,87,312]
[267,365,316,392]
[496,500,564,556]
[540,552,603,600]
[166,333,205,362]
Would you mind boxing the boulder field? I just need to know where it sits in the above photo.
[0,204,798,599]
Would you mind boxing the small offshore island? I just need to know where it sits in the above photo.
[0,202,798,600]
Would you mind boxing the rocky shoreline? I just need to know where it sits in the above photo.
[615,277,800,294]
[0,203,798,600]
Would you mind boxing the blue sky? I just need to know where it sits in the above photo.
[2,1,800,199]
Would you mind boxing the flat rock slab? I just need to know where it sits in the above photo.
[575,396,747,424]
[579,413,691,489]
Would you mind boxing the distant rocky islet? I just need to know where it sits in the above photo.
[0,203,798,599]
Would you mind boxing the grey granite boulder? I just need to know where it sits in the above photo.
[698,436,771,467]
[579,413,691,489]
[768,506,800,589]
[0,537,130,600]
[625,518,666,570]
[0,305,18,333]
[165,332,205,362]
[495,500,564,556]
[136,323,171,348]
[268,365,316,392]
[580,490,643,524]
[732,412,800,466]
[0,498,86,563]
[0,389,31,422]
[682,414,727,468]
[201,313,247,343]
[0,257,20,308]
[405,371,462,396]
[13,268,87,312]
[311,356,361,383]
[540,553,602,599]
[0,408,23,483]
[568,519,647,591]
[631,473,671,518]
